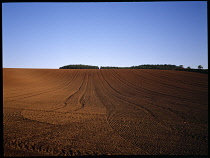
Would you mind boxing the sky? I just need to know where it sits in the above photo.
[2,2,208,69]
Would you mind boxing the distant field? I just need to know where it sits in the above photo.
[3,68,208,156]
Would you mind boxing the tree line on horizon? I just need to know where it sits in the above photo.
[100,64,179,70]
[59,64,207,74]
[59,64,99,69]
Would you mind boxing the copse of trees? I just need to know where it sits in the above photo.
[101,64,179,70]
[173,65,207,74]
[100,64,208,74]
[59,64,99,69]
[100,66,130,69]
[198,65,203,69]
[175,67,208,74]
[130,64,179,70]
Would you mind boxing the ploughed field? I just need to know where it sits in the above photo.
[3,68,208,156]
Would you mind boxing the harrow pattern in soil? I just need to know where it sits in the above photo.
[3,68,208,156]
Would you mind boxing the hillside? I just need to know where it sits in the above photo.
[3,68,208,156]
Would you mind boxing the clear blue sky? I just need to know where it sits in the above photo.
[2,2,208,69]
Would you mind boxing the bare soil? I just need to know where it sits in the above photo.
[3,68,208,156]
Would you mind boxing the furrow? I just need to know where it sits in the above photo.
[119,69,208,95]
[53,70,87,112]
[75,71,89,111]
[4,69,208,155]
[98,70,207,154]
[3,70,68,101]
[3,69,57,93]
[4,70,79,104]
[110,70,197,119]
[109,70,208,141]
[136,69,208,88]
[94,70,151,155]
[110,70,203,104]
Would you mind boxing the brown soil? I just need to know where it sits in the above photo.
[3,68,208,156]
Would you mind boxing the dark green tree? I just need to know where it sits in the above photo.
[59,64,99,69]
